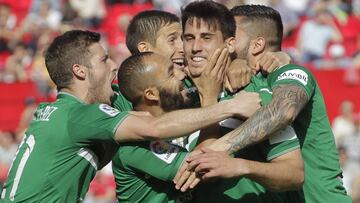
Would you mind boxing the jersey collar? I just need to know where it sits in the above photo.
[57,91,85,104]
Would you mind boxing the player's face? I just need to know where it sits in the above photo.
[153,22,185,71]
[234,16,256,73]
[154,57,188,112]
[87,42,117,105]
[183,18,225,77]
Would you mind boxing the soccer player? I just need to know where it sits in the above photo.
[186,4,352,203]
[173,1,304,202]
[0,30,257,202]
[113,52,260,202]
[111,7,292,203]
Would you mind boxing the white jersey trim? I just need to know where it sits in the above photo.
[77,148,99,170]
[9,135,35,201]
[219,118,244,129]
[269,126,297,144]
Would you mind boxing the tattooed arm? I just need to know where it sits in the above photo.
[209,84,309,154]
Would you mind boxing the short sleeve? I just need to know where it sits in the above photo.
[267,64,316,98]
[116,141,188,181]
[261,126,300,161]
[69,103,129,143]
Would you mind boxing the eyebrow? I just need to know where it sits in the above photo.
[183,33,194,37]
[200,32,215,37]
[167,32,177,38]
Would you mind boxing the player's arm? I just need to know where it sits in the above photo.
[245,148,304,191]
[175,125,304,191]
[208,66,311,154]
[114,101,233,142]
[114,142,188,181]
[114,91,260,142]
[187,147,304,192]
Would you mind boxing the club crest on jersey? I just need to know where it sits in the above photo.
[99,104,120,117]
[150,141,180,164]
[276,69,308,85]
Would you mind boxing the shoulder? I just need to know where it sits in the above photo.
[70,103,126,121]
[269,64,314,86]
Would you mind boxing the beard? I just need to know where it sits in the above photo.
[159,87,186,112]
[236,43,250,60]
[88,72,112,105]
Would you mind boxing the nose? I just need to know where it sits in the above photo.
[191,38,201,54]
[109,58,118,74]
[175,38,184,54]
[174,68,186,81]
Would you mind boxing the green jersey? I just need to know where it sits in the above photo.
[184,78,200,108]
[1,92,129,202]
[112,132,199,203]
[194,74,303,203]
[111,84,133,111]
[267,64,351,202]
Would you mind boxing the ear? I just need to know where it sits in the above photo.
[72,64,86,80]
[250,37,265,55]
[137,41,153,53]
[143,87,159,102]
[225,37,236,54]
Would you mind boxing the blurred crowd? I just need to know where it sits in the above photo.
[333,100,360,202]
[0,0,359,202]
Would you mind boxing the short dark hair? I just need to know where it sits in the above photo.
[118,52,156,106]
[126,10,180,55]
[231,5,283,50]
[181,0,235,40]
[45,30,100,90]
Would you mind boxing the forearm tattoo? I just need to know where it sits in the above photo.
[225,84,309,154]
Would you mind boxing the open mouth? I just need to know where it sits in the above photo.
[172,58,185,68]
[190,56,207,67]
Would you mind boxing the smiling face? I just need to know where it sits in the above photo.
[183,18,226,77]
[86,42,117,105]
[151,22,185,70]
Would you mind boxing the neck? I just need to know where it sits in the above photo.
[60,84,91,104]
[135,103,164,117]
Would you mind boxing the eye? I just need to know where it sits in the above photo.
[203,35,211,40]
[184,35,194,42]
[168,37,176,45]
[102,55,109,63]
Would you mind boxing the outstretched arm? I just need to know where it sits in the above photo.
[114,98,242,142]
[210,84,309,154]
[187,147,304,192]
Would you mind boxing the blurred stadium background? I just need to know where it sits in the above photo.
[0,0,359,202]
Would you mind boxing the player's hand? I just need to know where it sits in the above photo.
[226,91,261,119]
[187,148,247,180]
[173,150,202,192]
[191,48,230,104]
[224,59,253,93]
[256,51,291,74]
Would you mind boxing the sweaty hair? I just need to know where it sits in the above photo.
[181,0,235,39]
[118,52,156,106]
[126,10,180,54]
[231,5,283,50]
[45,30,100,90]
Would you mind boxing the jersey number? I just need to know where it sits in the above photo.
[4,134,36,201]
